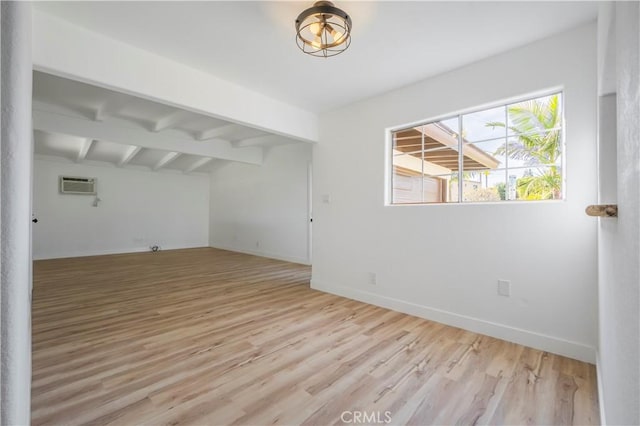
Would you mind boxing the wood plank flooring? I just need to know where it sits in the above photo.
[32,248,599,425]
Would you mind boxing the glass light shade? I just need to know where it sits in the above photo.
[295,1,352,58]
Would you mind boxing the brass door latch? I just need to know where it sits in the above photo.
[585,204,618,217]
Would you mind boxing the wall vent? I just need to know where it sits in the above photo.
[59,176,97,195]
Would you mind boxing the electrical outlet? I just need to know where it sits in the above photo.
[256,241,260,248]
[497,279,511,297]
[322,194,330,204]
[368,272,377,285]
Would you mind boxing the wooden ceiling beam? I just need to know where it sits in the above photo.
[34,108,263,165]
[93,93,131,122]
[152,152,180,170]
[184,157,213,174]
[76,138,94,163]
[152,110,196,132]
[233,135,282,148]
[197,123,242,141]
[153,152,181,171]
[118,146,142,167]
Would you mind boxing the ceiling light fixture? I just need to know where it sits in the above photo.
[295,1,352,58]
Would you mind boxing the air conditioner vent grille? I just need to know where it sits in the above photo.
[60,176,97,195]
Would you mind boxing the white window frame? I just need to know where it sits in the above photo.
[385,88,566,206]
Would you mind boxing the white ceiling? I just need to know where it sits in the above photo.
[35,1,598,113]
[33,72,302,174]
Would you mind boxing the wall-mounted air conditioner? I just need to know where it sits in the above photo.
[59,176,97,195]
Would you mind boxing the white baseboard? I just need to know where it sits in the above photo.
[311,279,596,363]
[33,244,208,260]
[596,351,607,425]
[208,243,310,265]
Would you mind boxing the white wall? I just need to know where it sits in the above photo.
[33,159,210,259]
[312,23,598,362]
[32,9,318,143]
[209,143,312,265]
[1,2,33,424]
[597,3,640,425]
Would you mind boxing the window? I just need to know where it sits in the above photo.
[390,92,563,204]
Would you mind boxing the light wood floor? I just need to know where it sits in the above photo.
[32,248,599,425]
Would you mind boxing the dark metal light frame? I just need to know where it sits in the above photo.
[295,1,352,58]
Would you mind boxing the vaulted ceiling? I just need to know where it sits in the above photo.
[33,72,303,174]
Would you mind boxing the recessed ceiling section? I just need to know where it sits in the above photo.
[32,71,307,174]
[34,130,88,162]
[163,154,208,171]
[32,73,107,118]
[115,98,176,123]
[85,140,126,165]
[225,127,270,143]
[124,148,165,168]
[182,116,232,136]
